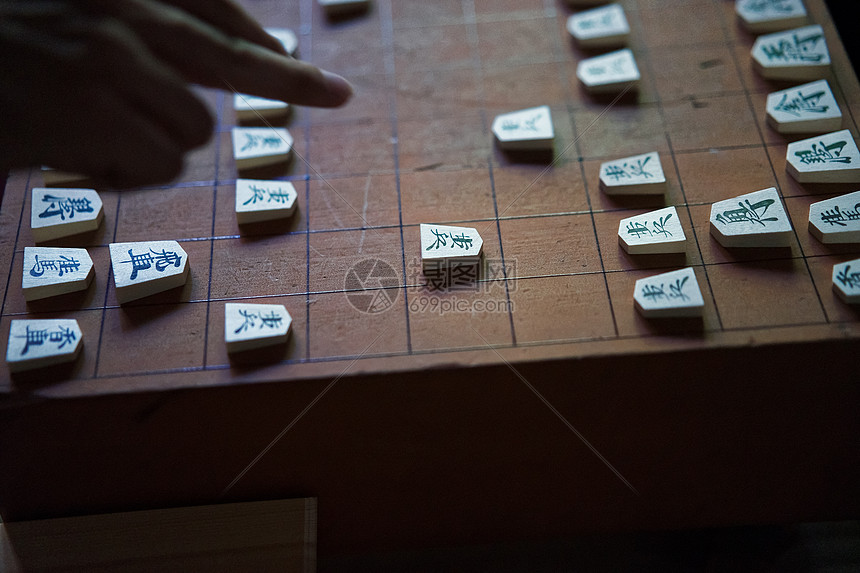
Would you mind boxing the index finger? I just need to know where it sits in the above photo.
[123,2,353,107]
[165,0,288,55]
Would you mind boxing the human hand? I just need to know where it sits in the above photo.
[0,0,353,188]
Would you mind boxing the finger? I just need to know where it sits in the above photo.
[166,0,288,55]
[79,17,214,148]
[2,10,214,149]
[39,88,186,188]
[109,0,353,107]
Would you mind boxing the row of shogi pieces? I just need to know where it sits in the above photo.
[490,0,860,317]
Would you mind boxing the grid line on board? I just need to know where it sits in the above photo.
[465,0,519,347]
[201,90,225,368]
[714,0,829,324]
[379,0,414,354]
[3,0,860,386]
[636,2,724,330]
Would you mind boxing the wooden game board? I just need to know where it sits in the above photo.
[2,0,859,557]
[2,0,860,396]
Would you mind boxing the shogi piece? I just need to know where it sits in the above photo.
[6,319,83,373]
[709,187,793,247]
[751,25,830,80]
[491,106,554,151]
[318,0,370,16]
[576,49,640,93]
[618,206,686,254]
[808,190,860,243]
[634,267,704,318]
[30,187,103,243]
[599,151,666,195]
[832,258,860,303]
[40,166,88,187]
[420,223,483,272]
[736,0,807,33]
[22,247,94,302]
[232,127,293,170]
[766,79,841,133]
[564,0,607,6]
[233,93,289,123]
[225,302,292,353]
[566,4,630,49]
[110,240,189,304]
[786,129,860,183]
[264,28,299,56]
[235,179,298,224]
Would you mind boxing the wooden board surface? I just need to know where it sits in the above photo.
[1,498,316,572]
[2,0,860,397]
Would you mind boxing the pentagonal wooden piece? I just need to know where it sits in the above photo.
[786,129,860,183]
[225,302,292,353]
[264,28,299,56]
[599,152,666,195]
[232,127,293,170]
[567,4,630,49]
[766,79,841,134]
[634,267,703,318]
[709,187,793,247]
[736,0,807,33]
[318,0,370,16]
[576,49,640,93]
[491,106,554,151]
[808,190,860,243]
[751,25,829,80]
[6,319,83,373]
[235,179,298,224]
[109,240,189,304]
[618,206,686,254]
[30,187,103,243]
[22,246,94,301]
[832,258,860,303]
[233,93,289,123]
[420,224,483,271]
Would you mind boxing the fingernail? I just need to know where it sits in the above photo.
[321,70,354,105]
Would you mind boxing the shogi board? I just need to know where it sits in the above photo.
[2,0,859,559]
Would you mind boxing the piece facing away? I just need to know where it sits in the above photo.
[766,79,841,134]
[808,190,860,243]
[618,206,686,254]
[225,302,293,353]
[491,106,554,151]
[599,151,666,195]
[30,187,104,243]
[566,4,630,49]
[40,166,89,187]
[235,179,298,224]
[22,246,94,302]
[6,318,83,373]
[786,129,860,183]
[833,258,860,303]
[576,49,640,93]
[751,25,830,81]
[634,267,704,318]
[318,0,370,16]
[232,127,293,170]
[709,187,793,247]
[264,28,299,56]
[110,240,189,304]
[233,93,290,123]
[736,0,807,33]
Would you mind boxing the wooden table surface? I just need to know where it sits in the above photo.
[1,0,858,559]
